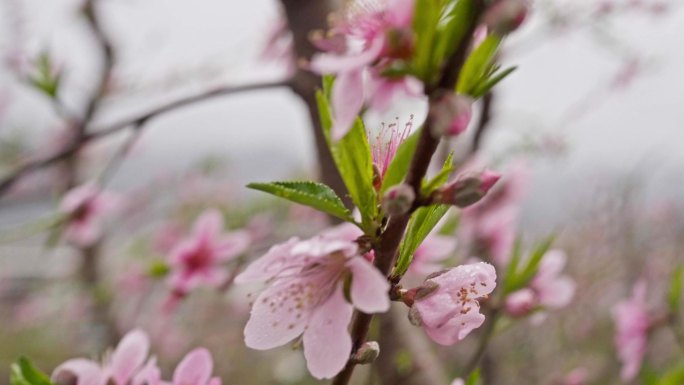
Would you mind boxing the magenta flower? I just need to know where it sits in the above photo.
[411,262,497,345]
[612,281,650,382]
[167,210,250,295]
[310,0,419,140]
[235,223,390,379]
[59,184,120,248]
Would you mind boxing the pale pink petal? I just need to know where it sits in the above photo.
[131,358,161,385]
[52,359,103,385]
[244,279,311,349]
[110,329,150,385]
[451,379,465,385]
[303,284,354,379]
[291,238,358,259]
[533,250,567,283]
[424,311,485,346]
[234,238,300,284]
[60,184,98,213]
[331,68,365,141]
[504,288,536,317]
[319,223,363,242]
[65,220,101,247]
[431,262,497,297]
[172,348,213,385]
[207,378,221,385]
[214,230,251,261]
[346,257,390,313]
[537,276,575,309]
[386,0,415,27]
[310,36,384,74]
[193,210,223,244]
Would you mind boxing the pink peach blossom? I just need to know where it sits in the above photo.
[59,184,120,247]
[505,250,575,317]
[51,330,219,385]
[235,223,390,379]
[530,250,576,309]
[167,210,250,295]
[612,281,650,382]
[411,262,497,345]
[310,0,419,140]
[52,329,150,385]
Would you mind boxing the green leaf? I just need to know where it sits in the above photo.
[316,89,378,231]
[457,35,502,96]
[247,181,354,222]
[471,66,517,98]
[411,0,442,82]
[393,204,451,277]
[27,52,61,98]
[10,358,53,385]
[432,0,475,73]
[380,128,421,194]
[421,151,455,196]
[465,368,482,385]
[502,236,524,294]
[668,265,683,313]
[316,90,334,140]
[505,236,555,293]
[657,364,684,385]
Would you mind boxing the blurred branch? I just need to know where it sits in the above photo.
[471,92,494,154]
[461,307,501,378]
[0,80,290,199]
[279,0,350,209]
[377,309,450,385]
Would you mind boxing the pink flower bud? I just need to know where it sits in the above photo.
[429,93,473,138]
[436,170,501,208]
[480,170,502,193]
[504,288,536,317]
[483,0,530,35]
[382,184,416,216]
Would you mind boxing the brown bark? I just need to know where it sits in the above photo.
[279,0,350,208]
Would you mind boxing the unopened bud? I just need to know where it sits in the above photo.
[483,0,530,35]
[429,93,473,138]
[436,170,501,208]
[352,341,380,364]
[504,288,536,317]
[382,184,415,216]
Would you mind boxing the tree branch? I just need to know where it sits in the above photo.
[0,80,290,199]
[332,2,487,384]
